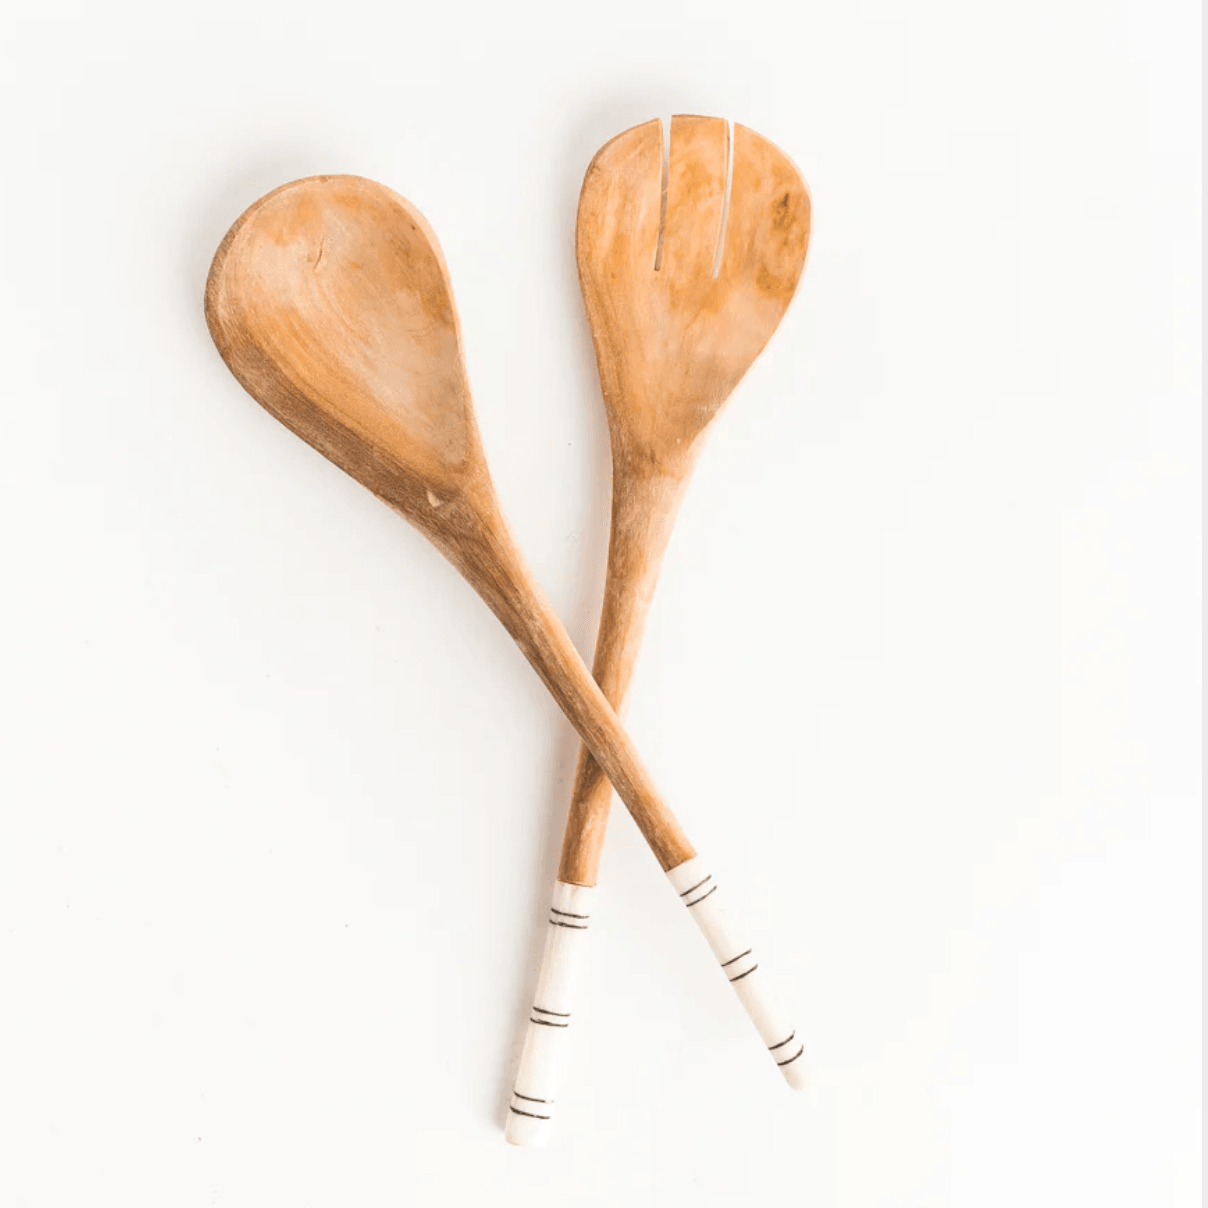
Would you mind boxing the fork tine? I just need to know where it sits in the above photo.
[575,119,664,283]
[718,124,811,297]
[662,115,728,278]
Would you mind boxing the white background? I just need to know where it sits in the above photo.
[0,1,1200,1204]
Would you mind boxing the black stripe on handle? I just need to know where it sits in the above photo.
[721,949,753,968]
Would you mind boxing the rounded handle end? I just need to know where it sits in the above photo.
[505,1102,554,1147]
[776,1042,808,1090]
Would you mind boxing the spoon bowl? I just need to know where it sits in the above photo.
[206,176,479,516]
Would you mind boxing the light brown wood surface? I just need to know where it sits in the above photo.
[560,117,811,885]
[204,174,696,870]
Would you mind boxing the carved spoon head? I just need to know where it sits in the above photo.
[205,175,488,521]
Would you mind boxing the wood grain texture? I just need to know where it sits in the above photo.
[204,174,695,870]
[559,117,811,885]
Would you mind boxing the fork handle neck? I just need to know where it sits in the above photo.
[557,464,692,885]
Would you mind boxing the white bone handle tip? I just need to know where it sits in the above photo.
[504,1107,551,1148]
[505,880,595,1147]
[773,1031,809,1090]
[667,856,806,1089]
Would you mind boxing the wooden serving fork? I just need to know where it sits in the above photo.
[508,117,811,1143]
[203,174,803,1146]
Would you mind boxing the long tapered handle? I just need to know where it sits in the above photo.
[504,881,596,1146]
[458,500,695,871]
[473,500,804,1143]
[667,856,806,1086]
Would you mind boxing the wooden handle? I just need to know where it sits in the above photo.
[508,474,683,1145]
[558,467,690,886]
[426,495,805,1128]
[434,494,696,872]
[667,856,806,1088]
[505,881,597,1147]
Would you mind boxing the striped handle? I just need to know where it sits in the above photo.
[505,881,596,1146]
[667,856,806,1087]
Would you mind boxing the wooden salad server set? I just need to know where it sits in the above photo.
[204,115,811,1147]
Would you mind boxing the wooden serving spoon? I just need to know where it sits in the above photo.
[508,118,811,1142]
[204,174,802,1146]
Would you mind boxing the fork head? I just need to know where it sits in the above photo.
[576,116,811,472]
